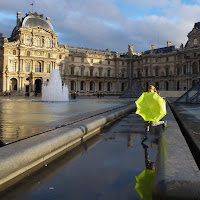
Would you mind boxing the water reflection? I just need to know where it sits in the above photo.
[0,100,121,143]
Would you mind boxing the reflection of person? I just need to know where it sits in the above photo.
[142,85,167,142]
[141,143,155,170]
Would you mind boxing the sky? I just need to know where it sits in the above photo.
[0,0,200,53]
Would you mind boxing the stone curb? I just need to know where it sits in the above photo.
[153,103,200,200]
[0,103,135,193]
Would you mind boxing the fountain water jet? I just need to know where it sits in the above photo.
[42,69,69,101]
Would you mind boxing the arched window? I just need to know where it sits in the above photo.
[80,81,85,91]
[27,51,30,56]
[90,81,94,91]
[71,81,76,90]
[192,80,198,86]
[13,50,16,55]
[10,78,17,91]
[35,62,41,72]
[59,54,62,59]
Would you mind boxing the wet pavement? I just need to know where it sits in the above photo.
[0,97,132,143]
[0,111,161,200]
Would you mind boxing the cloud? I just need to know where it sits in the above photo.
[0,0,200,53]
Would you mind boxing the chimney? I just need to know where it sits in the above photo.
[17,12,21,27]
[167,41,171,47]
[151,44,156,50]
[46,17,50,22]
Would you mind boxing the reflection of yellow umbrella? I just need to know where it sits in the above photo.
[135,169,155,200]
[135,92,166,122]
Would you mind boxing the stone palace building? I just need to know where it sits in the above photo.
[0,12,200,96]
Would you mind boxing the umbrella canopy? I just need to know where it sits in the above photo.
[135,169,155,200]
[135,92,167,122]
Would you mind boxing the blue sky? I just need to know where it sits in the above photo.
[0,0,200,52]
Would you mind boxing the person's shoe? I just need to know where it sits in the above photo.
[141,136,148,143]
[163,121,167,128]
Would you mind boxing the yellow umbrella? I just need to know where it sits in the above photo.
[135,169,155,200]
[135,92,167,122]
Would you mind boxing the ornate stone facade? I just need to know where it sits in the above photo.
[1,12,200,97]
[0,12,128,96]
[130,22,200,95]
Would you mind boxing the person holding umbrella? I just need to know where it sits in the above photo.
[135,85,167,143]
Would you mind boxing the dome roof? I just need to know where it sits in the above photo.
[22,14,53,32]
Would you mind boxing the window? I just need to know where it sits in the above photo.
[145,59,147,63]
[59,54,62,59]
[121,83,125,91]
[26,36,31,45]
[192,62,198,74]
[108,60,110,64]
[71,81,75,90]
[107,69,110,77]
[183,66,186,74]
[99,68,102,77]
[155,68,159,76]
[71,66,74,75]
[47,64,50,73]
[90,68,93,76]
[137,69,140,77]
[13,50,16,55]
[122,69,125,78]
[11,62,16,71]
[35,62,41,72]
[165,81,169,91]
[122,61,124,65]
[166,57,169,62]
[25,63,30,72]
[99,82,102,91]
[155,58,159,62]
[107,82,111,91]
[194,38,197,45]
[71,57,74,62]
[48,53,51,58]
[145,68,148,77]
[99,60,102,64]
[81,68,84,76]
[91,59,93,63]
[90,81,94,91]
[81,57,84,63]
[47,38,51,47]
[27,51,30,56]
[166,68,169,76]
[37,38,41,46]
[80,81,84,90]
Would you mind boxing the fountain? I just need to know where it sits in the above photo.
[42,69,69,101]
